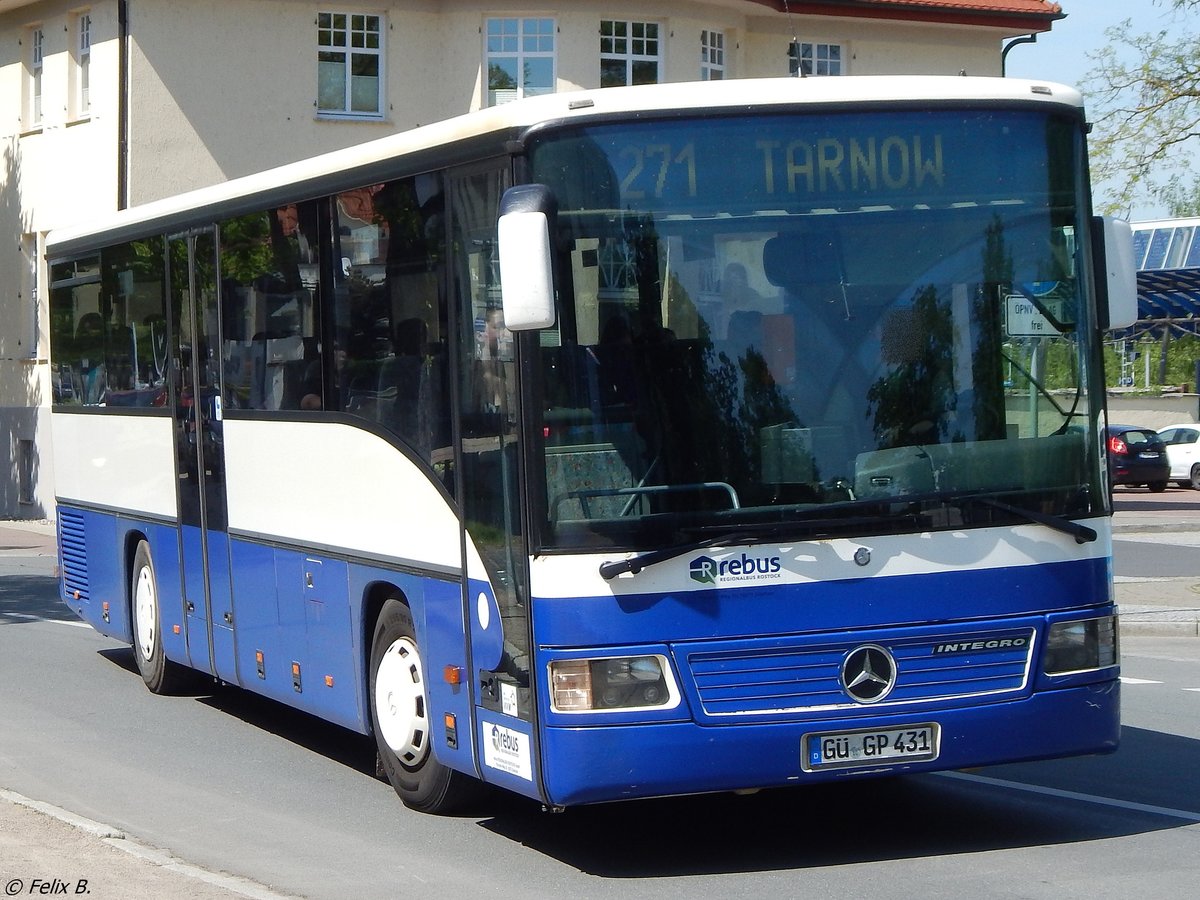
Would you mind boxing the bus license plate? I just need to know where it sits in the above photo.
[802,724,940,772]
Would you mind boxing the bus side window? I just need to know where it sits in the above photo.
[219,203,322,412]
[331,172,450,464]
[49,242,169,408]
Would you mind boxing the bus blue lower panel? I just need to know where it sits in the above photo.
[538,681,1119,807]
[57,506,478,783]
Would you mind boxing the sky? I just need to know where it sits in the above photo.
[1005,0,1184,219]
[1004,0,1174,88]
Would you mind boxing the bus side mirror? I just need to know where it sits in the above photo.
[1094,216,1138,330]
[498,184,557,331]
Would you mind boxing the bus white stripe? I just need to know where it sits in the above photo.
[531,520,1112,598]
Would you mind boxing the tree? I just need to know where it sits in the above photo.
[1085,1,1200,215]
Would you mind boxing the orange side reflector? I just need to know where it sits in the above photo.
[443,665,462,685]
[324,675,334,687]
[72,590,81,600]
[172,625,181,634]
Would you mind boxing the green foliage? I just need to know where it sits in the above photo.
[867,286,960,445]
[1037,338,1082,390]
[1102,331,1200,390]
[1161,175,1200,217]
[488,63,517,92]
[1084,1,1200,214]
[219,213,276,285]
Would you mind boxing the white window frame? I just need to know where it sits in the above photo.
[74,11,92,119]
[317,11,385,119]
[701,29,725,80]
[789,41,844,77]
[600,20,661,88]
[485,17,556,107]
[28,25,44,129]
[21,232,40,359]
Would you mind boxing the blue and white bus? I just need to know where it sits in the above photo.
[48,77,1138,814]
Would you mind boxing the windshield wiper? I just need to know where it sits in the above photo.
[597,490,1097,581]
[961,495,1097,544]
[597,492,968,580]
[599,530,762,580]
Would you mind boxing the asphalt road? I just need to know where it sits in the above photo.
[1,531,1197,900]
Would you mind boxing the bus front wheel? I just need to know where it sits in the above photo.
[369,598,479,813]
[130,540,185,694]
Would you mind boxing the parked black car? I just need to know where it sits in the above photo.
[1106,424,1170,492]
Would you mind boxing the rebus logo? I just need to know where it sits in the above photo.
[690,553,782,585]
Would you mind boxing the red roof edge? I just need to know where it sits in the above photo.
[746,1,1064,34]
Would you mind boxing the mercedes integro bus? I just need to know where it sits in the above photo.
[48,77,1137,813]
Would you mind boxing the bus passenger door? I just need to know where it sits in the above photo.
[168,231,236,682]
[450,164,539,796]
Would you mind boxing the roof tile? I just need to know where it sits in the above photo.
[783,1,1062,16]
[861,1,1060,11]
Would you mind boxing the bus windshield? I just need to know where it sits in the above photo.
[526,108,1102,551]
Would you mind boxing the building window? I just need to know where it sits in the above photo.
[789,41,843,77]
[22,233,39,359]
[317,12,383,117]
[600,20,660,88]
[701,30,724,80]
[486,18,555,106]
[18,440,35,505]
[78,12,92,117]
[28,26,44,128]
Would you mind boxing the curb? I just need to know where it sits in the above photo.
[0,789,299,900]
[1120,620,1200,638]
[1113,522,1200,534]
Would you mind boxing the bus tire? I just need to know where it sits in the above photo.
[130,540,185,694]
[370,598,479,814]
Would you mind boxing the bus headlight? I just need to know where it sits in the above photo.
[1044,616,1118,675]
[549,655,675,712]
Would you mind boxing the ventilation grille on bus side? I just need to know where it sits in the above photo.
[58,509,90,603]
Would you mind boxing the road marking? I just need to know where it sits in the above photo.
[3,612,91,628]
[940,771,1200,823]
[1119,677,1163,684]
[1185,688,1200,693]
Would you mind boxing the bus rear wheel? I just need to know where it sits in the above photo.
[369,598,479,813]
[130,540,186,694]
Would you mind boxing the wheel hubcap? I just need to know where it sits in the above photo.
[374,637,429,766]
[134,566,156,661]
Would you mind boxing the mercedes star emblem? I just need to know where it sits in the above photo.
[841,644,897,703]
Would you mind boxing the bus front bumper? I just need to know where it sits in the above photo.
[538,680,1119,807]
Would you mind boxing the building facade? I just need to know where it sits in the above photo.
[0,0,1062,519]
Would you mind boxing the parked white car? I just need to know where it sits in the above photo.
[1156,423,1200,488]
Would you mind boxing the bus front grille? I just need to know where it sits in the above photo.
[679,624,1036,720]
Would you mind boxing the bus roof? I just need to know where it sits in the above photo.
[46,76,1083,260]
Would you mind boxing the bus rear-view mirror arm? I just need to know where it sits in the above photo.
[498,184,558,331]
